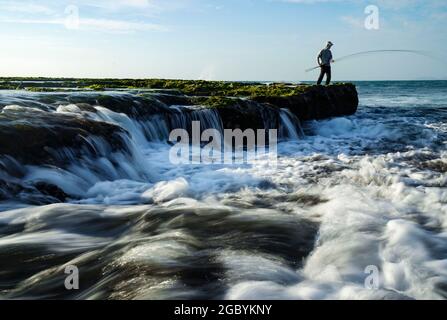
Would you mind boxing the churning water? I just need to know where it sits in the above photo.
[0,81,446,300]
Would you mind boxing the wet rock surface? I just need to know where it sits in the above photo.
[253,84,358,120]
[0,84,358,164]
[0,107,128,166]
[0,84,358,166]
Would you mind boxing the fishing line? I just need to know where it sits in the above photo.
[305,49,434,72]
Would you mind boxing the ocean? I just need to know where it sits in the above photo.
[0,81,446,299]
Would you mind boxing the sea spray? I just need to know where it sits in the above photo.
[0,82,446,300]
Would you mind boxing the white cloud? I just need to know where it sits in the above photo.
[0,17,167,33]
[0,1,54,15]
[81,18,167,32]
[277,0,447,10]
[82,0,156,10]
[0,0,173,32]
[0,0,191,18]
[79,0,189,14]
[340,15,364,28]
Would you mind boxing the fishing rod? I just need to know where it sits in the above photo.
[305,50,432,72]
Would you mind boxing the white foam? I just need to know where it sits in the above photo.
[2,88,447,300]
[142,178,189,203]
[56,104,81,114]
[2,105,45,113]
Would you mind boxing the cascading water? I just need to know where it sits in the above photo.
[1,81,446,300]
[279,108,304,140]
[0,91,302,206]
[168,106,225,137]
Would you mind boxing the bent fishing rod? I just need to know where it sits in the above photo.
[305,50,432,72]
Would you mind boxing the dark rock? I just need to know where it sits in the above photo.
[252,84,358,120]
[0,84,359,166]
[0,155,26,178]
[95,94,172,119]
[216,100,268,131]
[59,93,174,119]
[34,182,69,202]
[0,108,128,166]
[151,93,193,106]
[74,103,98,113]
[91,85,359,126]
[0,179,24,200]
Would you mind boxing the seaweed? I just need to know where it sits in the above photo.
[0,77,353,98]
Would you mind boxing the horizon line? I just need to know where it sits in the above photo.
[0,77,446,83]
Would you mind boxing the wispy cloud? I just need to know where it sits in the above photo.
[80,18,167,32]
[0,1,55,15]
[340,15,364,28]
[0,0,171,33]
[277,0,447,9]
[79,0,157,11]
[78,0,191,15]
[1,17,167,33]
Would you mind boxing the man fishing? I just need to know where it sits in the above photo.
[317,41,334,85]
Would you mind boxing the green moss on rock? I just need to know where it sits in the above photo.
[0,77,349,99]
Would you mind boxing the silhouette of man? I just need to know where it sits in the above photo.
[317,41,334,85]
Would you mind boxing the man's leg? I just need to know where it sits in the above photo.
[317,67,325,85]
[325,67,332,85]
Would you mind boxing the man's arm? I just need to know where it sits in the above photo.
[317,50,323,66]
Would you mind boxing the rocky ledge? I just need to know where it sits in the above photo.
[0,80,359,202]
[0,80,359,166]
[252,83,358,121]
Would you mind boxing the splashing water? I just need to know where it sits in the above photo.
[0,81,447,300]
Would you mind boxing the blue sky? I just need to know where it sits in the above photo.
[0,0,446,80]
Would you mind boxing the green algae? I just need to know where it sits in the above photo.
[0,77,353,98]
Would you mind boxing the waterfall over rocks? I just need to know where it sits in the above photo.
[0,85,358,204]
[4,82,447,300]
